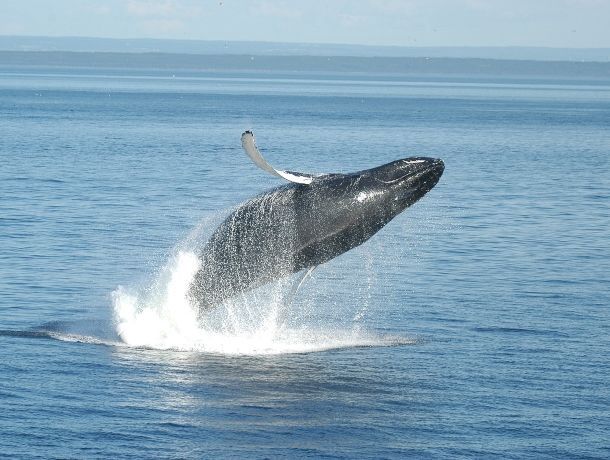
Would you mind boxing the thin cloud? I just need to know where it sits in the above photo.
[127,0,177,17]
[339,14,366,28]
[140,18,185,34]
[255,1,303,19]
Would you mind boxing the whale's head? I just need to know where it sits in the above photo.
[293,157,444,268]
[358,157,445,214]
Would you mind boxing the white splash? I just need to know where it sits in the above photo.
[113,251,202,350]
[111,250,410,355]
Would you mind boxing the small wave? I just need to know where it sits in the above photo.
[472,326,568,337]
[0,322,123,348]
[0,329,55,339]
[45,332,123,347]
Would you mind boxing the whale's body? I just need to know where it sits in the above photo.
[189,132,444,310]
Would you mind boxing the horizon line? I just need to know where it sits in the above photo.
[2,34,610,51]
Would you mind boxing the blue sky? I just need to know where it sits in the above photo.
[1,0,609,47]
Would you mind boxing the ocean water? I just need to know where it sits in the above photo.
[1,66,609,458]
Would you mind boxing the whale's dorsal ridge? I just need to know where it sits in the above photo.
[241,130,318,185]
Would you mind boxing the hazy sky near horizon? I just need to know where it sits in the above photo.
[1,0,609,48]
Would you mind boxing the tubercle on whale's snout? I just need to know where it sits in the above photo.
[412,157,444,177]
[433,158,445,174]
[427,159,445,184]
[419,158,445,188]
[411,157,444,180]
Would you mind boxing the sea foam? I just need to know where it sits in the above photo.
[111,250,408,355]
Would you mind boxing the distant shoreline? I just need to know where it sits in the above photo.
[1,35,610,62]
[1,50,610,82]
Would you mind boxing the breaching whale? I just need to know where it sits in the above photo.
[189,131,444,310]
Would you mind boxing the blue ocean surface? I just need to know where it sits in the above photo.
[1,66,609,458]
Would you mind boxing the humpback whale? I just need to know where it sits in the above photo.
[189,131,444,310]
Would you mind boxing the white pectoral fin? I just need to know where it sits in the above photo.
[241,131,315,185]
